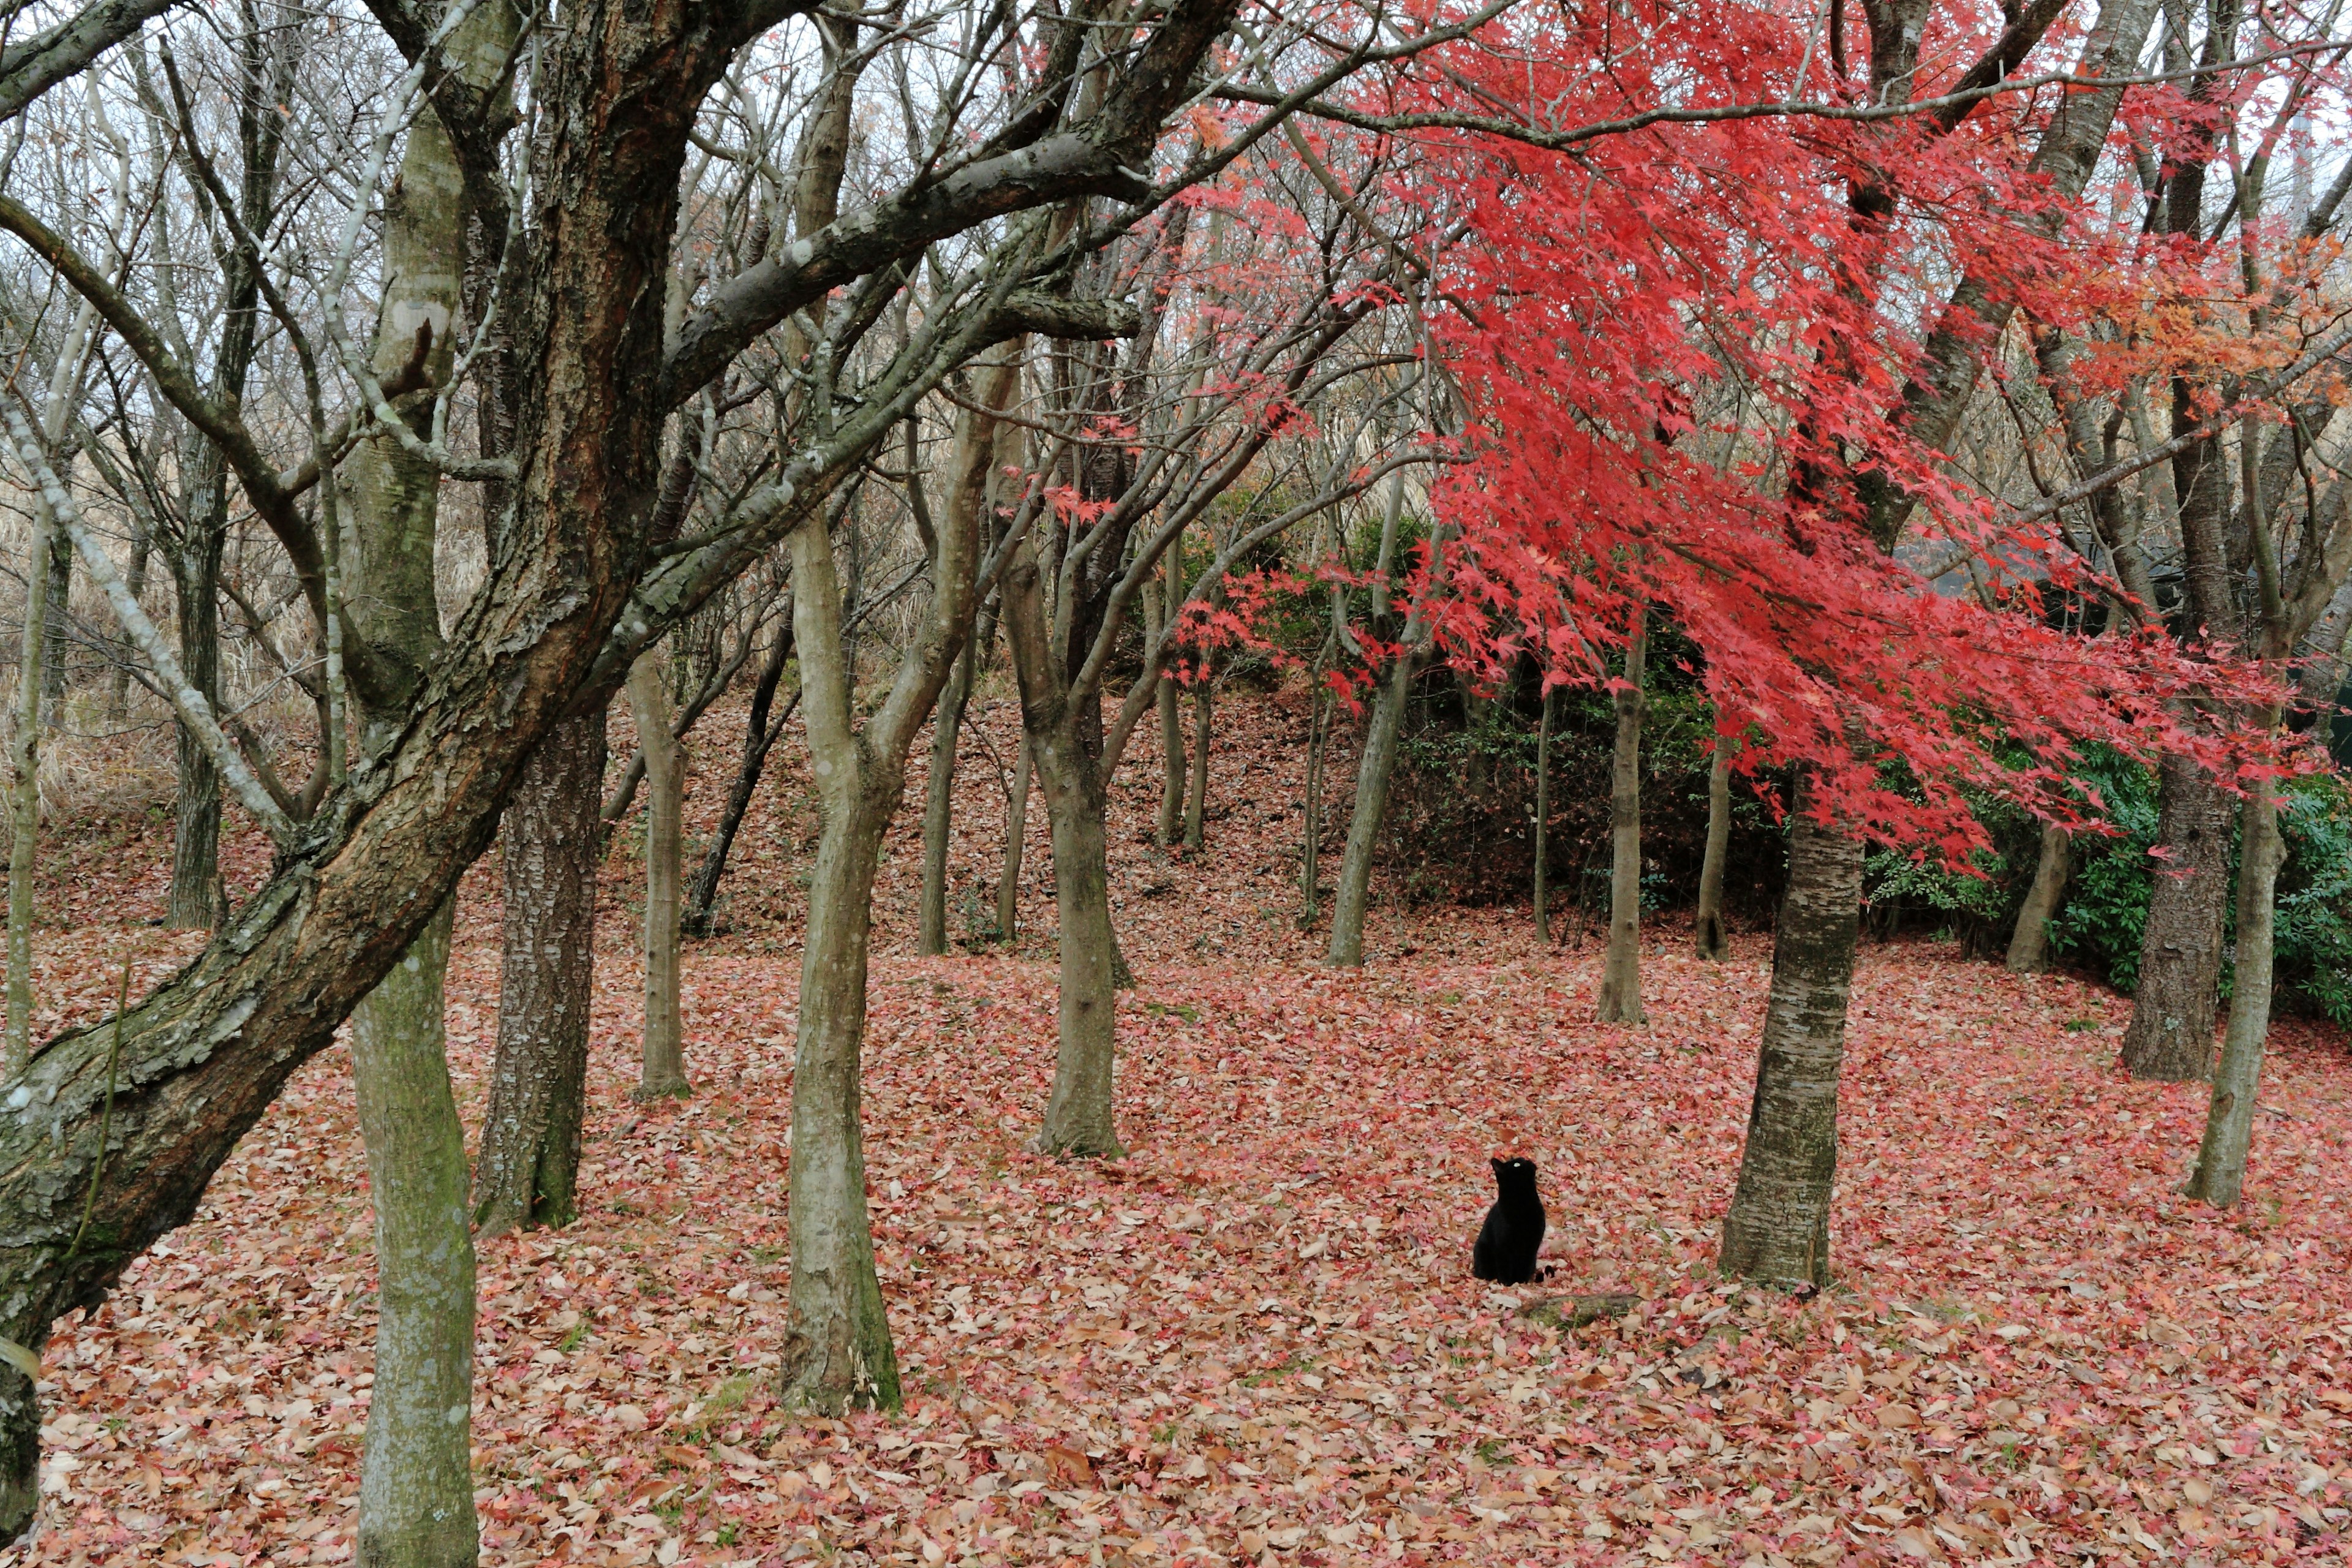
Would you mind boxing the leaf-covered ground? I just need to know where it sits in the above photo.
[5,688,2350,1567]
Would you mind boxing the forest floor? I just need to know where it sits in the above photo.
[2,682,2350,1567]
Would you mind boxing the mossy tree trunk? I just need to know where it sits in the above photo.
[780,347,1014,1409]
[339,10,515,1555]
[350,903,473,1568]
[626,650,690,1099]
[782,776,900,1412]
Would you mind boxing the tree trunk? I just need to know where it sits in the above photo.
[627,652,688,1099]
[1328,646,1418,966]
[777,343,1013,1411]
[2122,135,2247,1079]
[997,734,1030,941]
[780,791,900,1412]
[1153,581,1185,848]
[1303,684,1329,921]
[472,709,606,1235]
[337,40,502,1558]
[2184,783,2283,1208]
[1532,684,1553,942]
[1694,739,1732,960]
[349,902,474,1568]
[684,627,796,938]
[1717,777,1864,1289]
[6,481,58,1077]
[1182,678,1210,850]
[37,529,70,718]
[1596,611,1648,1022]
[164,515,225,930]
[2120,754,2235,1081]
[1029,738,1121,1156]
[108,516,148,718]
[2005,819,2070,973]
[917,631,977,955]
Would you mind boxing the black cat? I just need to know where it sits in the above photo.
[1472,1156,1546,1284]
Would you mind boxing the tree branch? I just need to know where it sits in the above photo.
[2,405,296,847]
[0,0,183,121]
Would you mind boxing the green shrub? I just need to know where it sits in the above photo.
[2039,751,2352,1022]
[2271,777,2352,1026]
[2045,747,2161,990]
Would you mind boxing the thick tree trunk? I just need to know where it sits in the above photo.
[472,709,606,1235]
[1030,739,1121,1156]
[627,652,688,1099]
[164,517,225,930]
[684,628,795,938]
[1718,779,1864,1289]
[780,791,900,1411]
[1694,739,1732,960]
[778,344,1012,1410]
[337,43,502,1558]
[350,902,473,1568]
[2119,113,2247,1068]
[2185,781,2284,1207]
[997,734,1030,940]
[917,632,976,955]
[1182,679,1210,850]
[2005,820,2070,974]
[2120,754,2235,1081]
[1328,646,1418,967]
[1596,611,1648,1022]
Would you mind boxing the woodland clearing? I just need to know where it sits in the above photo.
[4,694,2346,1568]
